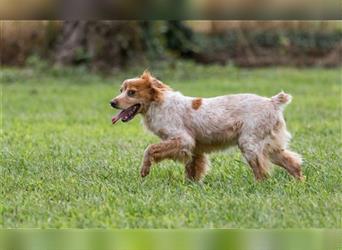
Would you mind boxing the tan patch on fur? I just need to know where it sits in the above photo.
[192,98,202,110]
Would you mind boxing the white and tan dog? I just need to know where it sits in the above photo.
[110,70,303,181]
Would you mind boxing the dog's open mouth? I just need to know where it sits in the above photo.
[112,104,141,124]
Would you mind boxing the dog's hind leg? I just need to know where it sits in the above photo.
[269,149,303,180]
[238,139,270,181]
[265,123,304,180]
[244,152,270,181]
[185,154,209,181]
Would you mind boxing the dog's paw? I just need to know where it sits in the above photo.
[298,175,306,182]
[140,166,150,177]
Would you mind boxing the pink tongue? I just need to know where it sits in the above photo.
[112,110,125,124]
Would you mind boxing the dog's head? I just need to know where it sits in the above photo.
[110,70,171,124]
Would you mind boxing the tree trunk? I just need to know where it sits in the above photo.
[55,21,145,70]
[55,21,88,65]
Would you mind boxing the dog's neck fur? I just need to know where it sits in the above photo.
[142,90,190,139]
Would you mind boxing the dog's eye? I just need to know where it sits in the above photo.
[127,90,136,97]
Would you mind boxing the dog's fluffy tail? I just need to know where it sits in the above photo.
[271,91,292,109]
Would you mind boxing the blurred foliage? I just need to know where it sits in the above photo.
[164,21,198,57]
[194,30,342,52]
[190,30,342,66]
[1,21,341,70]
[52,21,196,71]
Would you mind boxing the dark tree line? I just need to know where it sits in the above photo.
[2,21,340,69]
[55,21,196,71]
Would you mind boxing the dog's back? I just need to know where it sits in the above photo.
[189,94,279,144]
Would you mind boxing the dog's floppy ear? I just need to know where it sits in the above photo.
[140,69,171,102]
[151,79,172,102]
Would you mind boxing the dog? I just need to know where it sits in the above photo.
[110,70,303,181]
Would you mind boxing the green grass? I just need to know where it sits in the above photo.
[1,62,341,228]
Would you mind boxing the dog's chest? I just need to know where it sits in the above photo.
[143,100,186,139]
[143,113,166,136]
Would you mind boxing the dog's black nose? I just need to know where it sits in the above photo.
[110,100,118,108]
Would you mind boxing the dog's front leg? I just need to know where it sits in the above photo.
[140,137,193,177]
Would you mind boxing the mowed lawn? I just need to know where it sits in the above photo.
[1,63,341,228]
